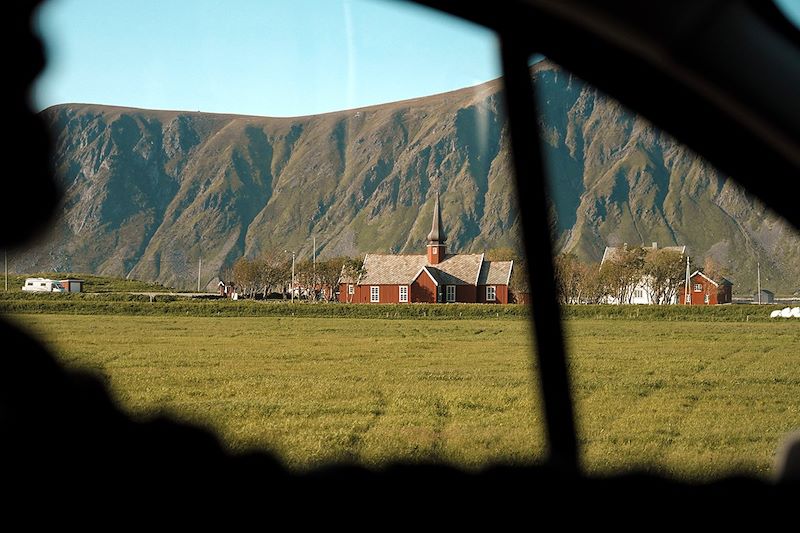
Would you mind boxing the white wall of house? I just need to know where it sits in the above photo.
[630,281,654,304]
[604,276,680,305]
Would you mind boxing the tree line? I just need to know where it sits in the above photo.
[553,247,687,304]
[489,246,688,305]
[221,252,363,301]
[225,245,690,304]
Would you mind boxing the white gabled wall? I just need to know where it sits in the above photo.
[604,274,680,305]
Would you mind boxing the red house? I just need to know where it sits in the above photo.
[683,270,733,305]
[338,194,513,304]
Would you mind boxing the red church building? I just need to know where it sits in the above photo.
[338,194,513,304]
[683,270,733,305]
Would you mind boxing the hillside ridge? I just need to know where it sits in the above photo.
[16,61,799,293]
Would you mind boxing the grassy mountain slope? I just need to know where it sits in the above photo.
[17,61,799,293]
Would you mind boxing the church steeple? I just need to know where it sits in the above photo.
[426,192,446,264]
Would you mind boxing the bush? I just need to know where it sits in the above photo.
[0,296,787,322]
[561,304,784,322]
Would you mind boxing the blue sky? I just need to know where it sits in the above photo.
[33,0,500,117]
[33,0,800,117]
[777,0,800,25]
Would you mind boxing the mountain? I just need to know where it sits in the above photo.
[17,61,800,293]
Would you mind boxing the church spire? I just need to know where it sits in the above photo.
[427,192,447,244]
[426,192,446,264]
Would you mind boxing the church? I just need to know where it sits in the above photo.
[338,194,513,304]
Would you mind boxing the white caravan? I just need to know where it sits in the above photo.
[22,278,66,293]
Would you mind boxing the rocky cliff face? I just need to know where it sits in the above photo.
[18,61,799,293]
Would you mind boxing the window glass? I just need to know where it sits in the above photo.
[14,0,799,482]
[486,286,496,301]
[774,0,800,28]
[12,0,546,474]
[535,56,800,479]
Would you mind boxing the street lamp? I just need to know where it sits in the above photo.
[284,250,296,302]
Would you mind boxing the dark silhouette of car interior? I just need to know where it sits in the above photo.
[2,0,797,515]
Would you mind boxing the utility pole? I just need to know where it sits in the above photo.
[684,255,690,305]
[285,250,295,302]
[313,236,316,300]
[757,260,761,305]
[197,256,202,292]
[4,249,7,291]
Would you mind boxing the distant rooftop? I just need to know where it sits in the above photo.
[601,243,686,265]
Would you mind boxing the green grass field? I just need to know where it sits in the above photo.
[7,312,799,480]
[1,294,793,321]
[6,273,175,293]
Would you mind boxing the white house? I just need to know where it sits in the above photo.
[600,242,686,304]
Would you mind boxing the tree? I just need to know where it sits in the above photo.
[644,249,685,304]
[508,258,530,302]
[702,255,730,282]
[553,255,611,305]
[316,257,349,301]
[218,265,234,285]
[232,257,258,298]
[255,251,287,299]
[554,253,585,304]
[579,263,607,304]
[340,257,365,303]
[288,257,350,301]
[600,246,646,303]
[293,258,314,299]
[229,252,291,299]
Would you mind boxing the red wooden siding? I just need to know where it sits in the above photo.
[344,284,413,304]
[496,285,509,304]
[341,282,510,304]
[338,283,356,303]
[477,285,508,304]
[340,195,513,304]
[427,244,446,265]
[376,285,400,304]
[455,285,477,303]
[342,278,510,304]
[341,281,440,303]
[411,273,437,303]
[683,274,730,305]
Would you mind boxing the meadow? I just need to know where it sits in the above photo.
[7,311,798,480]
[1,293,791,321]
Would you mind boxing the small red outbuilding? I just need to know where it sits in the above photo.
[682,270,733,305]
[59,279,84,293]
